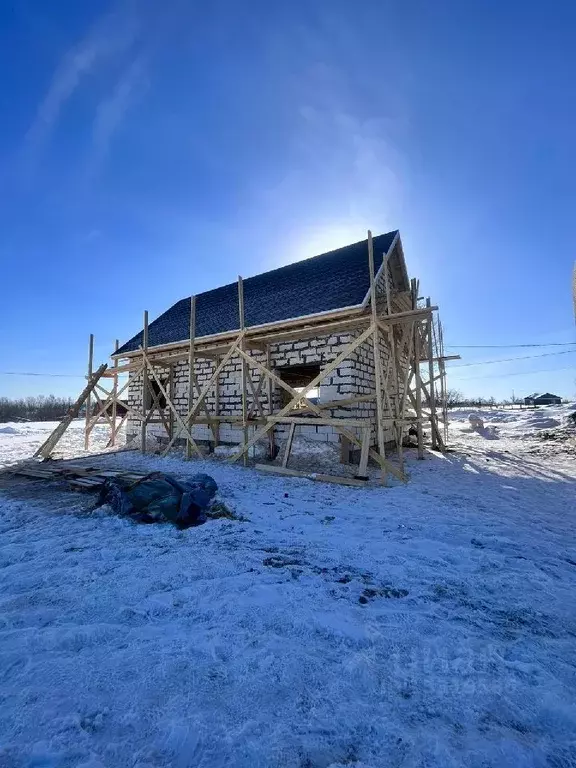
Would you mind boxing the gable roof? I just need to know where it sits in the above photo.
[533,392,561,400]
[116,231,400,355]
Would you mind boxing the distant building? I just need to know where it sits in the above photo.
[524,392,562,406]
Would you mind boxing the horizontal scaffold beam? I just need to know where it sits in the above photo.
[107,305,439,372]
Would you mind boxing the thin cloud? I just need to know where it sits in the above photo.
[24,5,139,157]
[87,56,148,179]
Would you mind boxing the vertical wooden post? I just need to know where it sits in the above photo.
[266,344,276,460]
[84,333,94,450]
[368,230,387,485]
[141,311,149,454]
[355,425,371,479]
[397,320,415,474]
[426,298,438,449]
[238,277,248,466]
[213,355,221,448]
[383,254,392,316]
[409,279,424,459]
[438,320,448,443]
[413,322,424,460]
[168,363,175,444]
[281,422,296,467]
[383,252,401,457]
[187,296,196,459]
[110,339,119,446]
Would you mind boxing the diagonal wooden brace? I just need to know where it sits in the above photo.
[230,329,406,481]
[160,332,245,456]
[141,350,203,457]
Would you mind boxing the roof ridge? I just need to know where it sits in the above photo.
[115,230,400,355]
[177,230,399,301]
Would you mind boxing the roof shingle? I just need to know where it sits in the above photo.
[116,231,398,355]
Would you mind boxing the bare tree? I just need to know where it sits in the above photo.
[444,389,464,407]
[0,395,74,423]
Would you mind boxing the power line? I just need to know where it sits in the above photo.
[448,342,576,349]
[450,349,576,368]
[0,371,86,378]
[450,364,576,381]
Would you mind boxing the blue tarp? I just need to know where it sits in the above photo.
[95,472,217,528]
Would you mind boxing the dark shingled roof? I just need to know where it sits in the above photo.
[116,231,398,355]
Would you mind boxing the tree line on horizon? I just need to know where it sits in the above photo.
[443,389,569,408]
[0,395,75,423]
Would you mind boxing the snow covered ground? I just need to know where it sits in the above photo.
[0,419,123,468]
[0,408,575,767]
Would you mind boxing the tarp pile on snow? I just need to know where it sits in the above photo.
[95,472,217,528]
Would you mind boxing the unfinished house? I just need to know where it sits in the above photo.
[36,230,450,485]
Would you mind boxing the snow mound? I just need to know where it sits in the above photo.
[0,426,19,435]
[523,415,561,431]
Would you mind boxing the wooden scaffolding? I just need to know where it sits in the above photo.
[37,232,456,485]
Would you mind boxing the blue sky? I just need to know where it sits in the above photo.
[0,0,574,401]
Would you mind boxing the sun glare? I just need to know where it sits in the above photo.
[274,223,371,269]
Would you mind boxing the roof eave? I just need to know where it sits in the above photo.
[112,301,367,360]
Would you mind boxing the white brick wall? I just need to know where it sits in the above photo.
[126,280,412,451]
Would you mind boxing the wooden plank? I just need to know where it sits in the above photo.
[412,378,445,450]
[168,361,175,444]
[229,323,374,462]
[160,332,245,456]
[13,469,57,479]
[92,383,145,427]
[368,230,387,485]
[110,306,437,369]
[183,298,220,444]
[314,393,377,410]
[356,426,370,479]
[111,339,119,446]
[410,281,424,460]
[247,370,265,419]
[426,299,438,450]
[396,320,415,473]
[267,416,370,427]
[255,464,369,487]
[213,355,221,446]
[141,350,203,458]
[382,260,401,457]
[34,364,108,458]
[232,342,405,481]
[143,372,172,437]
[281,422,296,468]
[92,364,144,423]
[187,296,196,458]
[91,387,115,430]
[84,334,94,450]
[238,276,248,467]
[68,477,104,489]
[141,311,149,454]
[265,344,275,460]
[340,435,351,464]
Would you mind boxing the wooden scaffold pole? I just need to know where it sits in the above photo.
[266,344,275,460]
[238,276,249,467]
[213,355,221,448]
[110,339,119,447]
[411,280,424,459]
[140,311,149,454]
[368,230,388,485]
[382,253,402,458]
[84,333,94,450]
[426,298,439,450]
[187,296,196,458]
[38,363,108,459]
